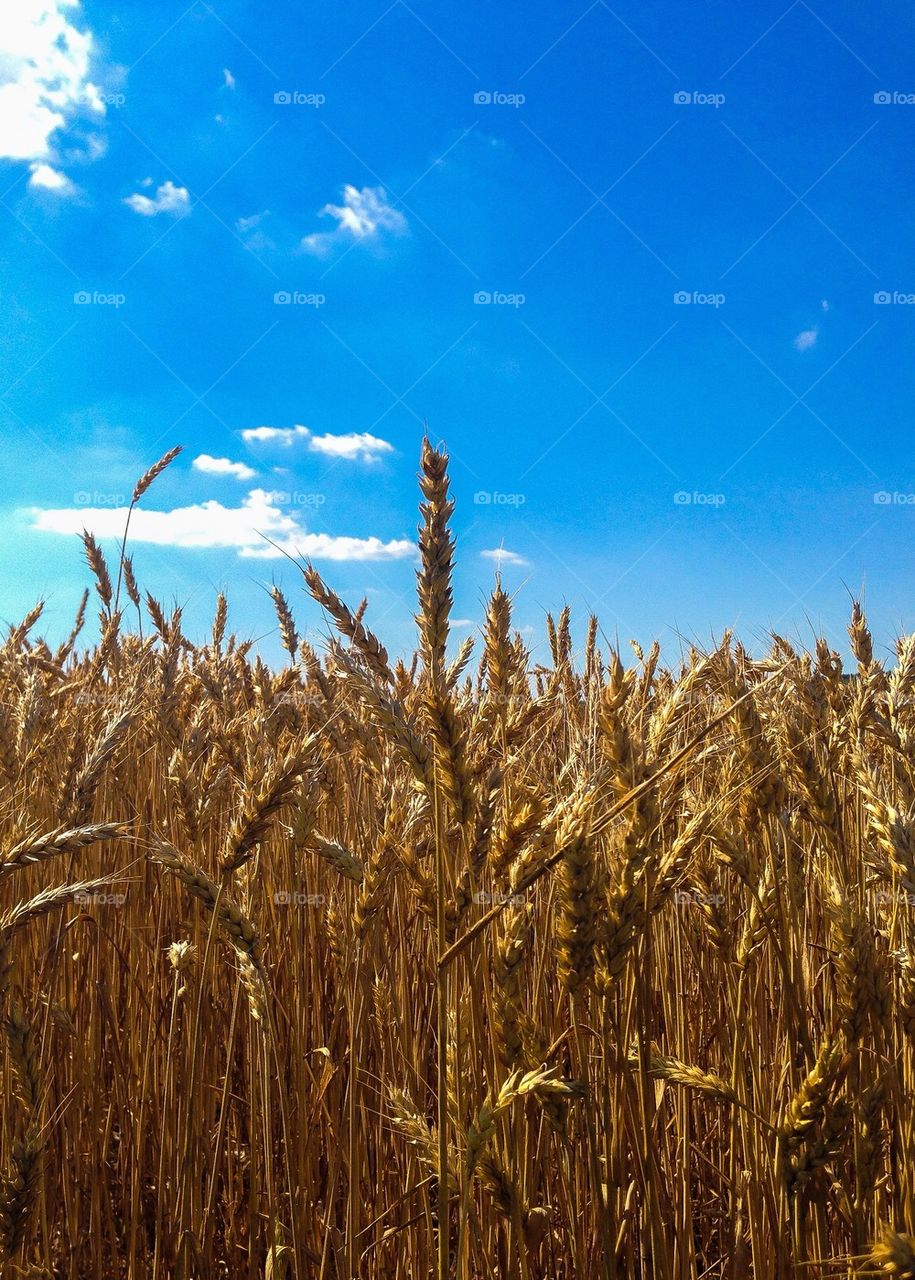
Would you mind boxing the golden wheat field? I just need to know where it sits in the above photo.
[1,440,915,1279]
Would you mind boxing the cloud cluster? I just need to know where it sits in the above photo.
[192,454,256,481]
[241,425,310,446]
[241,424,394,463]
[301,185,406,255]
[0,1,106,191]
[124,180,191,217]
[31,488,414,561]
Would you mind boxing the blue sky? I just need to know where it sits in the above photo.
[2,0,914,663]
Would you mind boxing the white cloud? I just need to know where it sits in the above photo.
[28,161,75,194]
[192,454,256,481]
[236,210,268,233]
[30,488,414,561]
[241,424,394,462]
[124,180,190,217]
[309,431,394,462]
[241,425,310,446]
[81,132,106,161]
[301,185,406,255]
[243,532,413,562]
[223,68,235,90]
[0,1,104,165]
[481,548,528,567]
[794,327,818,351]
[235,209,273,250]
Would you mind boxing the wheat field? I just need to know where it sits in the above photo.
[1,440,914,1278]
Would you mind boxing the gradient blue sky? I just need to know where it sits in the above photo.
[2,0,914,663]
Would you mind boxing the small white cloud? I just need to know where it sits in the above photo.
[241,424,394,462]
[452,618,475,628]
[301,185,406,255]
[236,210,268,233]
[223,68,235,90]
[235,209,273,250]
[192,454,256,481]
[821,299,829,312]
[30,489,414,562]
[309,431,394,463]
[481,548,528,567]
[28,162,75,194]
[124,179,190,217]
[241,425,311,446]
[794,327,818,352]
[82,132,107,161]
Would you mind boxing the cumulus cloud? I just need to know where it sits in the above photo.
[192,454,256,481]
[794,327,818,352]
[28,161,75,194]
[481,548,528,567]
[124,180,190,217]
[0,0,104,169]
[30,488,414,562]
[301,185,406,255]
[309,431,394,462]
[223,68,235,90]
[241,425,310,446]
[241,424,394,462]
